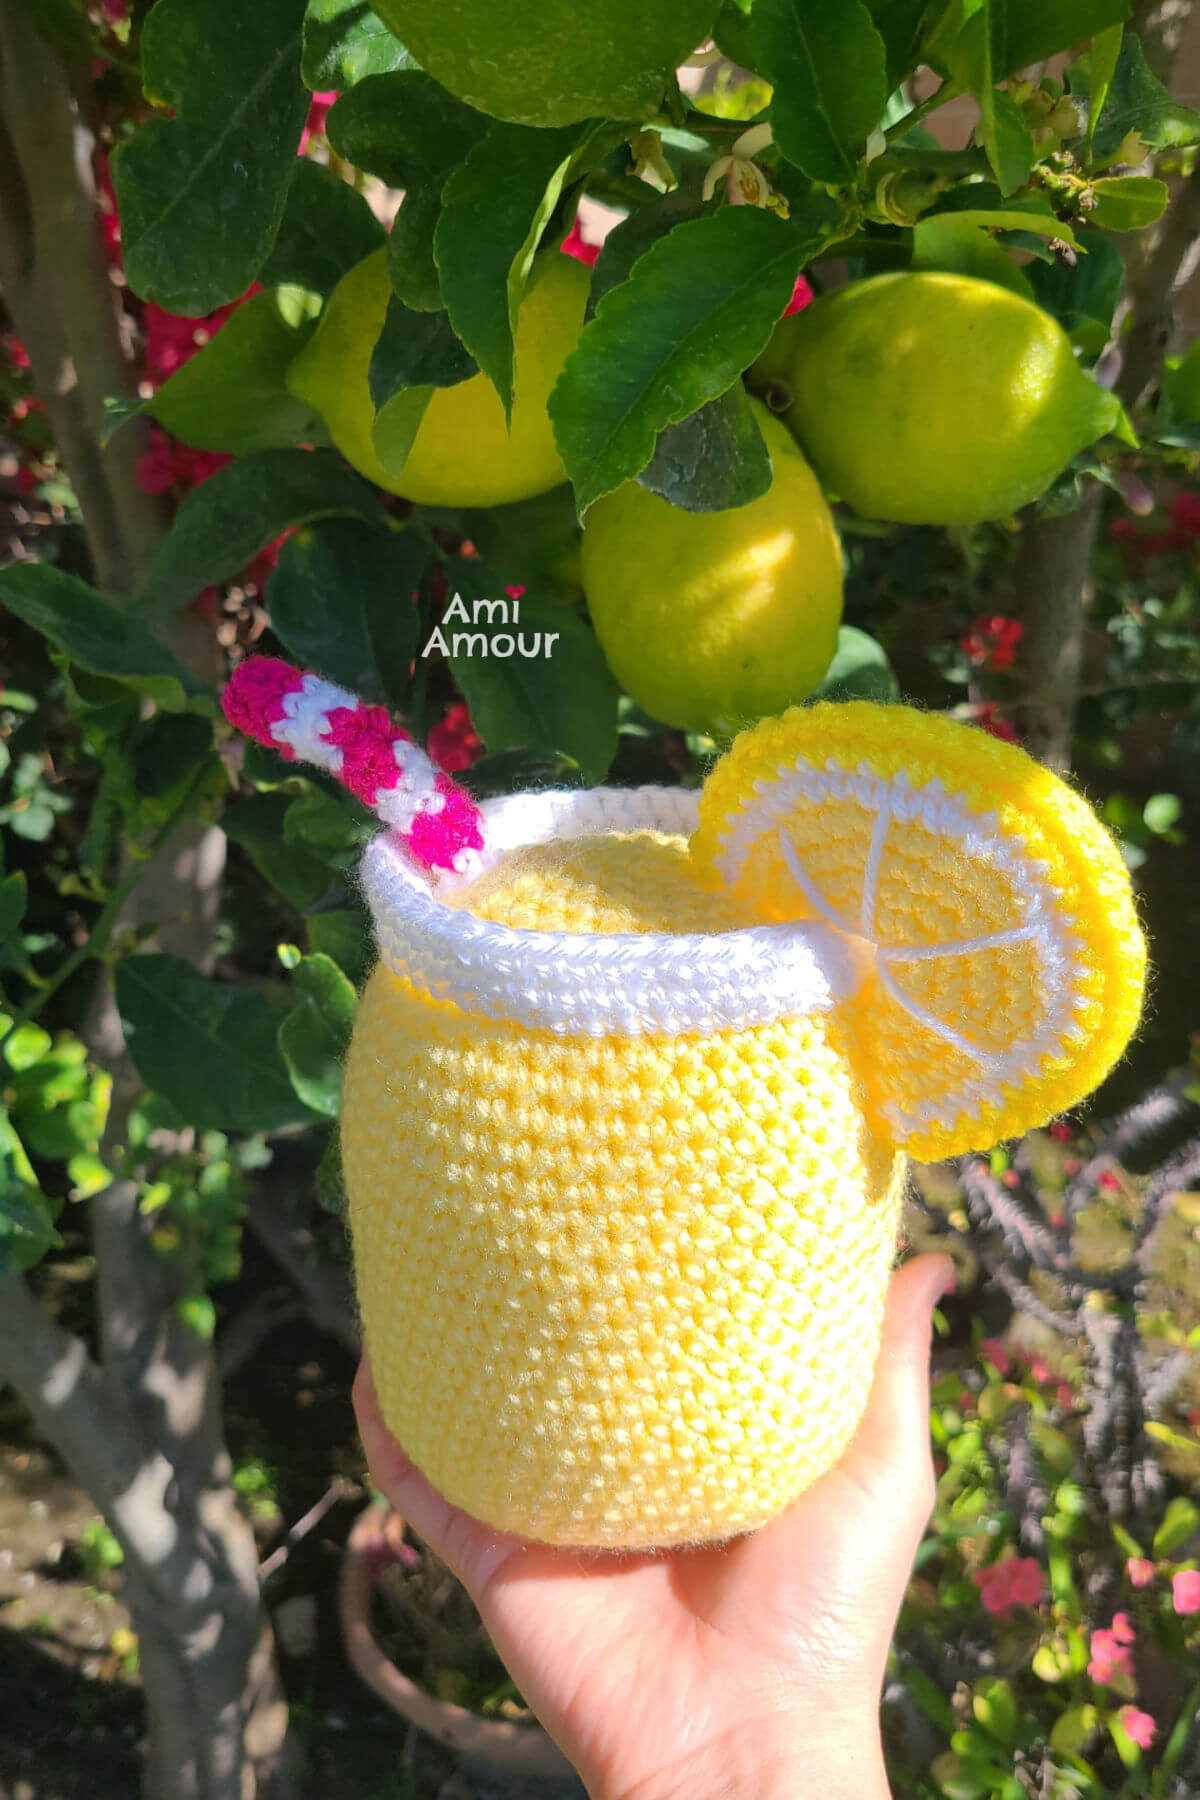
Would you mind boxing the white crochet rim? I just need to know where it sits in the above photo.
[359,787,857,1038]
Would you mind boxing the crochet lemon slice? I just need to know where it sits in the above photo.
[693,702,1146,1162]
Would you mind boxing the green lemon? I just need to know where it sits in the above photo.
[773,271,1121,525]
[368,0,718,127]
[581,403,843,736]
[286,248,588,508]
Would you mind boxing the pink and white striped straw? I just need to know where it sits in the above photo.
[222,657,486,876]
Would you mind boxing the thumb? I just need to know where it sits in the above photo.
[837,1252,954,1525]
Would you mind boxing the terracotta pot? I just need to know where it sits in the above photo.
[338,1499,572,1779]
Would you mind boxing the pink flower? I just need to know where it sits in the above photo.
[142,290,256,385]
[962,612,1024,673]
[135,426,232,496]
[1088,1626,1134,1685]
[974,702,1020,743]
[783,273,815,316]
[561,217,601,267]
[981,1338,1011,1375]
[1049,1121,1073,1144]
[1056,1382,1073,1408]
[1111,1611,1135,1644]
[972,1555,1044,1615]
[1029,1356,1052,1386]
[1167,489,1200,544]
[1098,1170,1121,1194]
[1172,1570,1200,1616]
[1126,1558,1156,1588]
[428,701,483,774]
[299,91,338,154]
[1118,1706,1157,1751]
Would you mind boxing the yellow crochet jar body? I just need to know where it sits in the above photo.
[342,786,904,1549]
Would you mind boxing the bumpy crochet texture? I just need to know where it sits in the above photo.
[343,826,904,1548]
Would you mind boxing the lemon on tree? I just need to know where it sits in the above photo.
[367,0,719,127]
[286,248,588,508]
[761,270,1121,526]
[581,402,843,736]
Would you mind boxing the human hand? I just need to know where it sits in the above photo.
[353,1252,953,1800]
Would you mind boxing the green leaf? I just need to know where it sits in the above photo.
[991,0,1129,74]
[0,1156,60,1277]
[301,0,413,86]
[4,1024,52,1072]
[366,298,476,474]
[266,517,426,706]
[326,70,488,187]
[1090,31,1200,161]
[116,954,314,1132]
[972,1678,1018,1746]
[176,1294,217,1339]
[1086,23,1124,158]
[912,215,1035,297]
[983,88,1037,195]
[638,387,772,513]
[132,291,322,453]
[589,195,705,313]
[316,1126,347,1213]
[308,907,372,986]
[551,205,836,514]
[0,871,27,946]
[223,793,339,912]
[435,120,598,416]
[456,486,584,604]
[1161,334,1200,427]
[754,0,889,184]
[440,569,618,784]
[933,204,1080,248]
[113,0,310,313]
[262,157,386,297]
[1152,1495,1199,1557]
[278,952,357,1116]
[1089,173,1168,230]
[0,564,202,709]
[1049,1706,1098,1755]
[368,299,478,407]
[865,0,934,87]
[811,626,899,702]
[283,783,375,866]
[1162,1681,1200,1776]
[138,448,391,620]
[387,182,446,312]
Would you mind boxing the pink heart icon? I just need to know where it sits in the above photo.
[505,584,525,600]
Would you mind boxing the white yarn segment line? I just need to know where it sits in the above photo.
[716,761,1091,1136]
[360,787,861,1039]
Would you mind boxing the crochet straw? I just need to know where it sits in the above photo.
[222,657,486,875]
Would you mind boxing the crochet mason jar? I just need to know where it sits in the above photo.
[342,785,906,1550]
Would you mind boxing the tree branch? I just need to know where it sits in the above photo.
[0,0,166,595]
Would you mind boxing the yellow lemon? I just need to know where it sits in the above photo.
[367,0,718,127]
[286,248,588,507]
[580,402,843,735]
[770,271,1121,525]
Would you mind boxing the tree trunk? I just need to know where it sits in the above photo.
[0,9,299,1794]
[1013,487,1103,772]
[1012,0,1198,772]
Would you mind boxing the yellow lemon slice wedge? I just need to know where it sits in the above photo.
[693,702,1146,1161]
